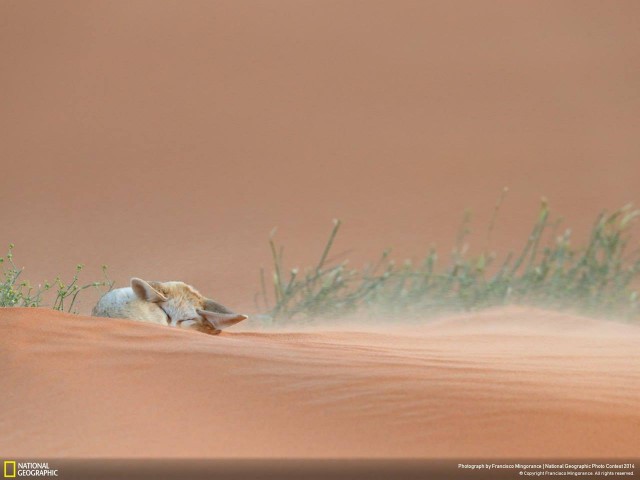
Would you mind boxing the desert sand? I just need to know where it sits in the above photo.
[1,306,638,458]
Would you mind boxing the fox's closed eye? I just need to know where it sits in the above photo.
[176,318,199,326]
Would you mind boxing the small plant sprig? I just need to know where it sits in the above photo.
[258,199,640,323]
[0,245,114,313]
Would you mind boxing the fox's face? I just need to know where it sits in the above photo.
[131,278,247,332]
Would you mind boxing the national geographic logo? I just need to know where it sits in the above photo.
[3,462,58,477]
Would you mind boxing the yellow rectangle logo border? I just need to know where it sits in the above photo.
[3,461,16,478]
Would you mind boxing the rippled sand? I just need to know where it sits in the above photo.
[1,306,638,458]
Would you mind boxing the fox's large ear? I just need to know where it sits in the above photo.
[197,309,247,330]
[131,278,168,303]
[203,298,235,314]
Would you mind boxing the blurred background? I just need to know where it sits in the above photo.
[1,0,638,313]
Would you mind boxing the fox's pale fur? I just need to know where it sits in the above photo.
[92,278,247,335]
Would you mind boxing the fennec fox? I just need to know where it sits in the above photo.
[92,278,247,335]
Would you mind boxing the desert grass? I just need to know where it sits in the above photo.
[0,244,113,313]
[257,198,640,323]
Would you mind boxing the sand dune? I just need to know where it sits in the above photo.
[1,306,638,458]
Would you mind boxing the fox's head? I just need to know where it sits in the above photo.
[130,277,247,333]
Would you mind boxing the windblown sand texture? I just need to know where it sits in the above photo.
[1,307,639,458]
